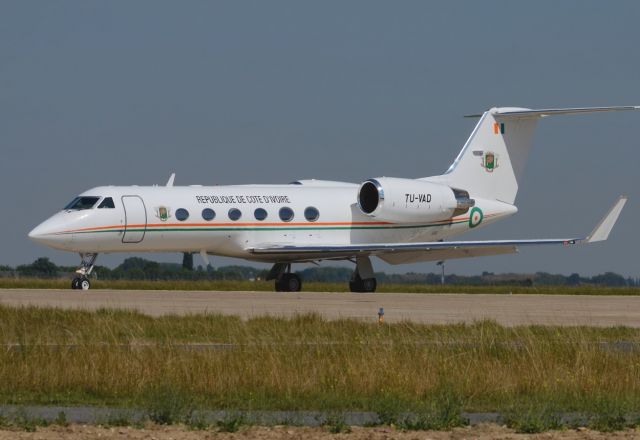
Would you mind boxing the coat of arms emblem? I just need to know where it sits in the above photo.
[481,151,499,172]
[155,206,171,221]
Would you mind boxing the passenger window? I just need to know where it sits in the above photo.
[202,208,216,221]
[279,207,294,222]
[175,208,189,221]
[304,206,319,222]
[64,196,100,210]
[98,197,115,209]
[228,208,242,221]
[254,208,267,221]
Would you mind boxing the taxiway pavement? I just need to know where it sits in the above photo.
[1,289,639,327]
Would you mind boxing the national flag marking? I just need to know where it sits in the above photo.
[493,122,505,135]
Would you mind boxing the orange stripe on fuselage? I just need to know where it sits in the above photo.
[59,215,484,234]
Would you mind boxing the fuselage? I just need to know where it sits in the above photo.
[28,183,517,262]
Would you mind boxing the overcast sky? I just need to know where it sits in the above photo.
[1,1,639,277]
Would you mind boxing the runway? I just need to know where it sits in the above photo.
[1,289,639,327]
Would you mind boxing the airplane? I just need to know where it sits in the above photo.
[28,106,636,291]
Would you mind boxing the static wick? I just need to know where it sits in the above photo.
[378,307,384,324]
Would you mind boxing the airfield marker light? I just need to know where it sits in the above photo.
[378,307,384,324]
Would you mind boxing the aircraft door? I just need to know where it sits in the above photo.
[121,196,147,243]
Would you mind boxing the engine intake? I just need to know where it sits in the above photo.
[358,180,384,214]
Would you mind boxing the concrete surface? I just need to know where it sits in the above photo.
[1,289,639,327]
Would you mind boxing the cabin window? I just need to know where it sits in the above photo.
[97,197,115,209]
[202,208,216,221]
[254,208,268,221]
[304,206,320,222]
[175,208,189,221]
[64,196,100,210]
[279,207,294,222]
[228,208,242,221]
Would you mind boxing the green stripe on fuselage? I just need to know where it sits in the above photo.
[65,219,469,235]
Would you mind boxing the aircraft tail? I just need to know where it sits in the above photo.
[427,106,639,204]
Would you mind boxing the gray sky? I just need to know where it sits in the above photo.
[1,1,639,277]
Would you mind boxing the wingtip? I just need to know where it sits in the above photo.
[586,196,627,243]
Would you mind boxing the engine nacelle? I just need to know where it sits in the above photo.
[357,177,474,222]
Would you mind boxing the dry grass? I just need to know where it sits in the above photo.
[0,305,639,420]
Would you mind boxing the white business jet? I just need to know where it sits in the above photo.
[29,106,635,291]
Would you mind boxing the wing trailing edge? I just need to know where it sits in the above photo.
[248,197,627,264]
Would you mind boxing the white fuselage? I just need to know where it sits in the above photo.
[28,183,516,263]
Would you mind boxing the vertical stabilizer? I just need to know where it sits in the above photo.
[426,106,639,204]
[429,108,538,204]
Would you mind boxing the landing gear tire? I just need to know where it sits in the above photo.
[349,274,377,293]
[80,277,91,290]
[71,277,91,290]
[275,273,302,292]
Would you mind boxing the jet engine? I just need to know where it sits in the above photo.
[357,177,474,222]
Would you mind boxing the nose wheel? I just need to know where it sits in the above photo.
[71,253,98,290]
[71,277,91,290]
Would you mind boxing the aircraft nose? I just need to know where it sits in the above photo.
[28,218,71,248]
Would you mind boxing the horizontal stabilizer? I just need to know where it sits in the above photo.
[465,106,640,119]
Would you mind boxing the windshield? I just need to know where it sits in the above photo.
[63,196,101,211]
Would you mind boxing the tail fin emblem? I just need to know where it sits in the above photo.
[481,151,499,173]
[493,122,505,134]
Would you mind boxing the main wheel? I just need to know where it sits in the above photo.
[362,278,377,293]
[71,277,81,289]
[349,275,377,293]
[275,273,302,292]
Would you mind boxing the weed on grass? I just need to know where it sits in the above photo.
[324,413,351,434]
[99,410,135,428]
[53,411,68,427]
[503,404,562,434]
[11,408,49,432]
[215,413,246,432]
[585,397,632,432]
[143,385,194,425]
[185,412,209,430]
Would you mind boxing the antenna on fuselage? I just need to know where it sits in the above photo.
[166,173,176,187]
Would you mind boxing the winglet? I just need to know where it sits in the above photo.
[585,196,628,243]
[166,173,176,187]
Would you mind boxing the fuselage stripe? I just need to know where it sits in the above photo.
[56,214,499,235]
[59,215,487,235]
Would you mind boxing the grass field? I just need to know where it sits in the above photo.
[1,277,639,295]
[0,305,639,431]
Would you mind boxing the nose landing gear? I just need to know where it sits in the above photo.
[71,253,98,290]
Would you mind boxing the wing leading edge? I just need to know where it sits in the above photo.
[248,197,627,264]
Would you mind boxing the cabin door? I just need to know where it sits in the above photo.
[121,195,147,243]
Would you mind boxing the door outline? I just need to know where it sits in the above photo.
[121,195,147,243]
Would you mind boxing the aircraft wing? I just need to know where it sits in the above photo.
[249,196,627,264]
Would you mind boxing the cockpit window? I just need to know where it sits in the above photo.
[98,197,115,209]
[64,196,100,210]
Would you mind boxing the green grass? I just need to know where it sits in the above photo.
[1,277,639,295]
[0,305,639,431]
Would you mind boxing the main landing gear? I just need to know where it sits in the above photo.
[268,263,302,292]
[349,256,377,293]
[71,253,98,290]
[267,256,377,293]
